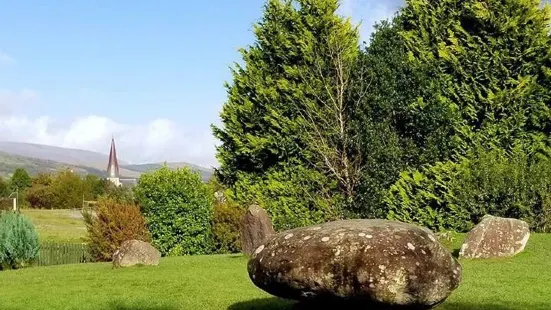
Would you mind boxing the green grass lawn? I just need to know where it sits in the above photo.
[0,234,549,309]
[21,209,87,243]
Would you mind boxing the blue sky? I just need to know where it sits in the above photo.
[0,0,403,167]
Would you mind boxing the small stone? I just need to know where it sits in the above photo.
[459,215,530,259]
[112,240,160,268]
[240,205,275,257]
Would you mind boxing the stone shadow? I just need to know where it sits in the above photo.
[227,298,295,310]
[439,302,549,310]
[228,299,543,310]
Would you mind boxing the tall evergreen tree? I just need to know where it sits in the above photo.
[212,0,360,229]
[400,0,551,156]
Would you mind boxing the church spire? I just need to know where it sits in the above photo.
[107,137,120,179]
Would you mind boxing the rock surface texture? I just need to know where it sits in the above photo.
[112,240,161,268]
[459,215,530,259]
[240,204,276,256]
[248,219,461,309]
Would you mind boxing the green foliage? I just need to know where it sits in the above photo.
[231,164,341,231]
[83,198,151,262]
[212,0,357,226]
[400,0,551,157]
[83,175,107,200]
[211,197,244,254]
[10,168,32,191]
[0,211,39,269]
[0,176,9,197]
[206,178,243,254]
[26,171,120,209]
[135,166,213,256]
[386,148,551,232]
[25,174,56,209]
[51,170,85,209]
[385,160,470,232]
[25,170,83,209]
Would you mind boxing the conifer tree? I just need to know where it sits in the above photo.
[400,0,551,156]
[212,0,361,229]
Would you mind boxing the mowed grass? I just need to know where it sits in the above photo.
[0,234,550,310]
[21,209,87,243]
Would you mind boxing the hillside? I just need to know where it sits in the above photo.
[0,142,214,181]
[0,152,104,178]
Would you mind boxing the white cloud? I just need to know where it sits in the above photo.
[0,114,218,168]
[0,89,218,167]
[0,52,16,67]
[339,0,404,39]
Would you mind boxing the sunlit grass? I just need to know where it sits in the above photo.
[0,234,549,309]
[21,209,87,243]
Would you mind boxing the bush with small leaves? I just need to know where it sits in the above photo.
[135,166,214,256]
[0,211,40,270]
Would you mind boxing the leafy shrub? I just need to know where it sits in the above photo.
[231,165,342,231]
[134,166,214,256]
[26,174,55,209]
[211,195,244,254]
[0,211,39,269]
[83,198,151,261]
[385,148,551,232]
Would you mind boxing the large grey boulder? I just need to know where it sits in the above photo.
[112,240,160,268]
[240,204,275,256]
[459,215,530,259]
[248,219,461,309]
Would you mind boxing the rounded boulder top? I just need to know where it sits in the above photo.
[248,219,461,309]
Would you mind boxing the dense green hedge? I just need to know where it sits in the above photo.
[386,148,551,232]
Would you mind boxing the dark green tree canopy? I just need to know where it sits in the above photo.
[10,168,32,191]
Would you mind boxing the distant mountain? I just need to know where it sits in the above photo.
[0,151,104,178]
[0,141,214,182]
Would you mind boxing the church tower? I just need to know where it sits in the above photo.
[106,137,121,187]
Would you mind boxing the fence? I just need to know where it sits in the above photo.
[38,242,93,266]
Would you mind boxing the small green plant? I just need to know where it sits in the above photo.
[0,211,40,269]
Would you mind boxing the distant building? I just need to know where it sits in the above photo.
[106,137,121,187]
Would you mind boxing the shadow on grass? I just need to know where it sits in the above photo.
[439,302,546,310]
[228,299,541,310]
[108,301,179,310]
[228,298,295,310]
[451,248,460,258]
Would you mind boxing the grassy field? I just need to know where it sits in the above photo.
[21,209,87,243]
[0,234,549,309]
